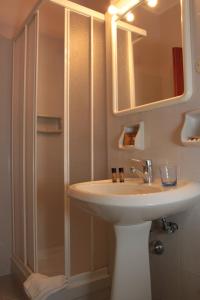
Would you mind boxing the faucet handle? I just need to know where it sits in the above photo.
[131,158,152,168]
[131,158,143,165]
[130,158,153,183]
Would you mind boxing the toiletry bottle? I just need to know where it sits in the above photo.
[119,168,124,182]
[111,168,117,183]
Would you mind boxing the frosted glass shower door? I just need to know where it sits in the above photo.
[12,0,108,284]
[12,29,26,264]
[37,2,65,276]
[69,11,108,276]
[25,15,38,271]
[12,14,39,273]
[69,12,92,275]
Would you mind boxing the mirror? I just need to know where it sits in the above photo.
[108,0,192,115]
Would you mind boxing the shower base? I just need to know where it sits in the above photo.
[38,246,65,276]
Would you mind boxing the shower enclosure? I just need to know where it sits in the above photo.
[12,0,109,296]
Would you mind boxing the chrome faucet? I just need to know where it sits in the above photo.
[130,159,153,184]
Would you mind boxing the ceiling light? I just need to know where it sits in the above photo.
[147,0,158,8]
[108,5,119,15]
[125,12,135,22]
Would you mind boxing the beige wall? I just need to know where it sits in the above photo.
[0,35,12,276]
[107,0,200,299]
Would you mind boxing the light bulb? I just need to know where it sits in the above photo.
[147,0,158,8]
[108,5,118,15]
[125,12,135,22]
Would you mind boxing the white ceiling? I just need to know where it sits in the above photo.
[0,0,110,39]
[142,0,179,15]
[72,0,110,13]
[0,0,40,38]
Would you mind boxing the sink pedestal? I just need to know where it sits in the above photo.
[111,221,152,300]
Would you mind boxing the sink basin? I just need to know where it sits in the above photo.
[68,178,200,225]
[68,178,200,300]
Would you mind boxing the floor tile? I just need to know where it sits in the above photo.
[0,274,28,300]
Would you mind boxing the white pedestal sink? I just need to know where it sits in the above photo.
[68,179,200,300]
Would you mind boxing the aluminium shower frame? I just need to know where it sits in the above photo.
[11,0,108,288]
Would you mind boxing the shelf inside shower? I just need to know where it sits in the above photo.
[37,114,63,134]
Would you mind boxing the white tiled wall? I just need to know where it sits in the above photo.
[107,1,200,299]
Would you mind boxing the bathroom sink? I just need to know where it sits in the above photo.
[69,179,200,300]
[68,179,200,225]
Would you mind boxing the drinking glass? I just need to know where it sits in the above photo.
[159,164,177,186]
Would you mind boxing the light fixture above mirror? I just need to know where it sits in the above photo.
[108,0,143,17]
[147,0,158,8]
[108,0,159,18]
[106,0,193,115]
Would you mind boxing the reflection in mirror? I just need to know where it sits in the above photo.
[109,0,192,114]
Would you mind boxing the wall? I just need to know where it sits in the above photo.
[107,1,200,299]
[0,35,12,276]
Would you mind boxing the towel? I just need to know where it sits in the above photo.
[24,273,68,300]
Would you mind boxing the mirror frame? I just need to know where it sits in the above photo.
[108,0,192,116]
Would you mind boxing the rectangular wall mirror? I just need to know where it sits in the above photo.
[108,0,193,115]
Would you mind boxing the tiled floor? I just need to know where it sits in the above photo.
[0,274,28,300]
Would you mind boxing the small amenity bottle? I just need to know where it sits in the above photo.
[111,168,117,183]
[119,168,124,182]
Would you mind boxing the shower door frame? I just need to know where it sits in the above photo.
[12,0,109,288]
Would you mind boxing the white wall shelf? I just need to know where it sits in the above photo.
[118,122,144,150]
[181,109,200,146]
